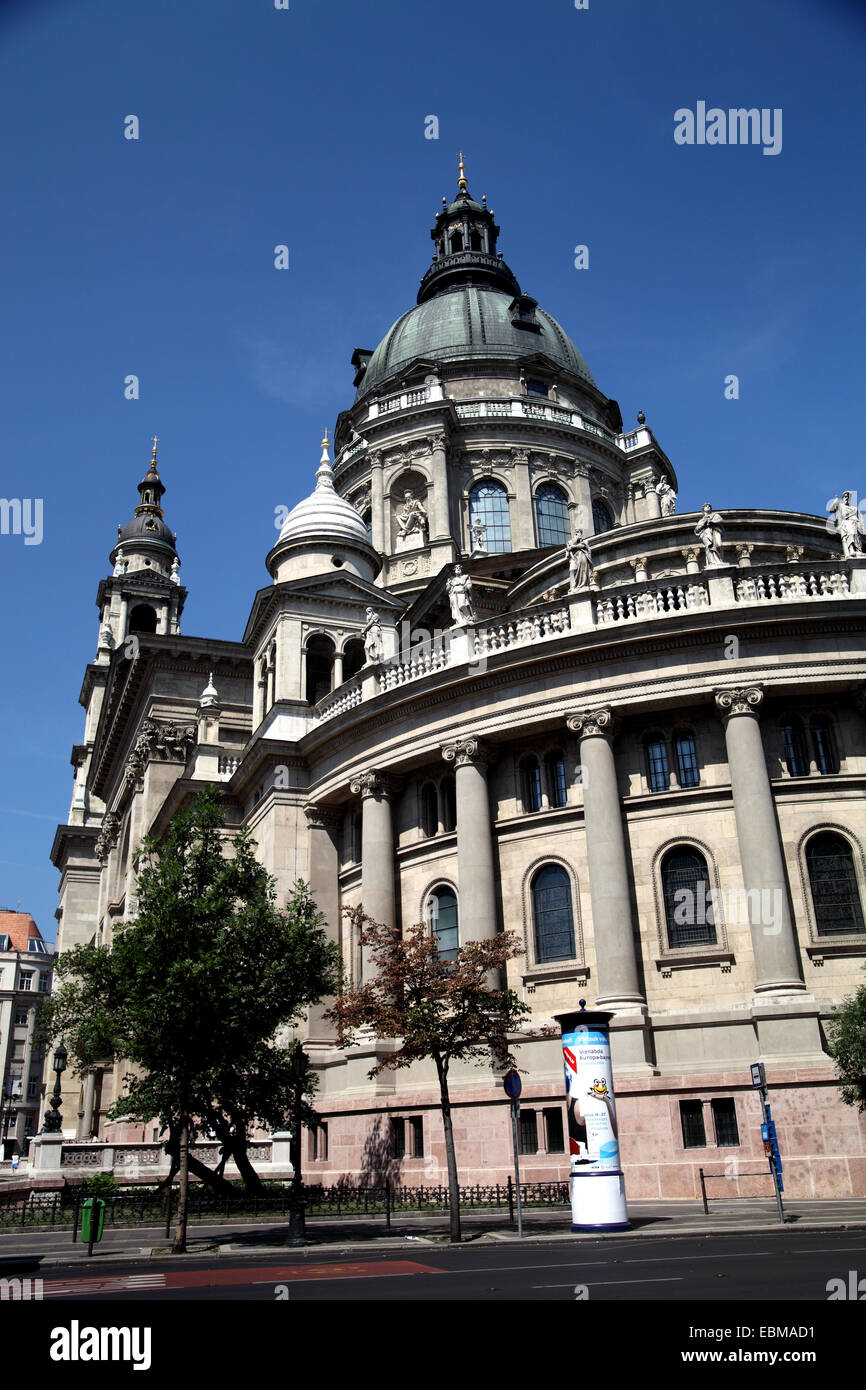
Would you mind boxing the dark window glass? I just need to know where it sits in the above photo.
[527,379,548,397]
[522,758,543,812]
[532,865,576,963]
[546,751,568,809]
[806,833,865,937]
[674,733,700,788]
[441,776,456,833]
[711,1098,739,1147]
[811,721,838,775]
[534,484,571,548]
[429,888,459,962]
[352,812,362,864]
[591,499,613,534]
[680,1100,706,1148]
[391,1117,406,1159]
[129,604,157,634]
[421,783,438,838]
[544,1108,565,1153]
[363,511,372,546]
[306,634,335,705]
[410,1116,424,1158]
[342,639,366,682]
[469,481,511,553]
[518,1109,538,1154]
[780,720,808,777]
[662,848,717,948]
[646,737,669,792]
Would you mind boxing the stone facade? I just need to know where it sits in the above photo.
[49,165,866,1197]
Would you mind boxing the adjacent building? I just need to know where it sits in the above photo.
[0,911,52,1157]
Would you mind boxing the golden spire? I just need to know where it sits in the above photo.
[457,150,468,192]
[150,435,160,469]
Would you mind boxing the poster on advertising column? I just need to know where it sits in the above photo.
[562,1023,620,1171]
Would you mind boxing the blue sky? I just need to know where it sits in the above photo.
[1,0,864,940]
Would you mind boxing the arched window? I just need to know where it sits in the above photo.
[428,887,459,962]
[362,510,373,546]
[645,736,669,793]
[780,718,808,777]
[421,783,438,838]
[662,847,717,948]
[545,751,568,809]
[441,775,456,832]
[129,604,157,634]
[342,639,366,682]
[534,484,571,548]
[591,498,614,534]
[521,757,543,813]
[532,865,576,963]
[469,480,511,554]
[469,228,482,251]
[810,718,839,775]
[674,732,700,788]
[305,634,335,705]
[806,833,865,936]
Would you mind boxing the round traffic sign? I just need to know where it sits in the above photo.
[503,1069,522,1099]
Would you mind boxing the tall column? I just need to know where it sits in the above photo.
[644,478,662,519]
[442,737,498,944]
[511,449,534,550]
[369,452,386,553]
[349,770,400,980]
[714,687,805,994]
[572,463,594,536]
[304,805,343,1040]
[566,709,644,1008]
[79,1070,97,1139]
[428,433,451,540]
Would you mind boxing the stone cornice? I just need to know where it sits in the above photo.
[304,805,345,832]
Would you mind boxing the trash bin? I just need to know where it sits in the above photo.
[81,1197,106,1250]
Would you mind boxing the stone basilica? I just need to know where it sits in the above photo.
[51,160,866,1198]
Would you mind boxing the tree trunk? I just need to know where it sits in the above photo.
[164,1122,235,1196]
[172,1112,189,1253]
[436,1057,461,1244]
[227,1136,264,1194]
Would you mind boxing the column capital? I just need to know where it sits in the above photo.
[368,451,384,470]
[426,433,448,453]
[303,804,344,832]
[349,769,401,800]
[442,735,491,767]
[566,707,618,740]
[714,685,764,721]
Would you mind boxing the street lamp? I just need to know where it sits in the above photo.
[286,1043,308,1248]
[41,1042,68,1135]
[1,1091,19,1159]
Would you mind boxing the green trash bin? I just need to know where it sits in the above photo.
[81,1197,106,1252]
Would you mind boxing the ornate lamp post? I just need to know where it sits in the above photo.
[41,1042,68,1135]
[286,1043,308,1248]
[1,1090,18,1159]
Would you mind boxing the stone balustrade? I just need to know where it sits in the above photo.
[734,563,850,603]
[314,676,363,723]
[596,578,709,624]
[25,1137,285,1179]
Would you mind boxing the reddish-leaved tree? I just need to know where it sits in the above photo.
[328,906,533,1243]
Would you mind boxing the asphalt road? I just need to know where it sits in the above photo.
[9,1229,866,1302]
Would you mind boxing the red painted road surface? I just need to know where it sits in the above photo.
[43,1260,442,1298]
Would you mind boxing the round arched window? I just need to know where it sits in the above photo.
[469,481,511,553]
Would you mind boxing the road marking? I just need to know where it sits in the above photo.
[42,1260,440,1297]
[532,1277,683,1288]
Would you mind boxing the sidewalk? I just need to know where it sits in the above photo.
[1,1198,865,1265]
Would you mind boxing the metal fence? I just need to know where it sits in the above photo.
[0,1179,569,1237]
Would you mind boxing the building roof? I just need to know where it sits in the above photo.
[278,434,369,547]
[0,910,48,952]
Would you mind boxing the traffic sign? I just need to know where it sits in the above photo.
[750,1062,766,1089]
[503,1069,522,1099]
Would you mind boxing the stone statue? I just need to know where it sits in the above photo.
[695,503,725,568]
[170,556,181,584]
[363,607,384,664]
[657,478,677,516]
[98,623,114,650]
[829,492,865,558]
[396,491,428,539]
[470,518,487,553]
[446,565,476,626]
[566,529,594,592]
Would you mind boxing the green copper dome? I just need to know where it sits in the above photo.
[356,285,595,400]
[354,159,595,401]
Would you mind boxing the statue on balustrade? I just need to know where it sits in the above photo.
[695,503,725,568]
[829,492,865,558]
[446,565,476,626]
[656,478,677,516]
[566,529,595,592]
[397,491,428,539]
[363,608,384,664]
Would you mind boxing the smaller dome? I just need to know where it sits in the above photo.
[279,435,368,546]
[118,514,176,548]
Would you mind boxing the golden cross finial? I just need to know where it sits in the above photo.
[457,151,468,192]
[151,434,159,458]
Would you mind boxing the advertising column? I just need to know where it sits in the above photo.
[554,1007,630,1232]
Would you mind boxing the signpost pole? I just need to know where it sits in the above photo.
[510,1099,523,1239]
[751,1063,784,1225]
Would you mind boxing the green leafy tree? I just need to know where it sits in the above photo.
[826,975,866,1112]
[43,787,341,1252]
[328,907,534,1243]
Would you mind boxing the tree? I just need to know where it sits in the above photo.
[328,907,534,1243]
[43,787,342,1252]
[826,974,866,1112]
